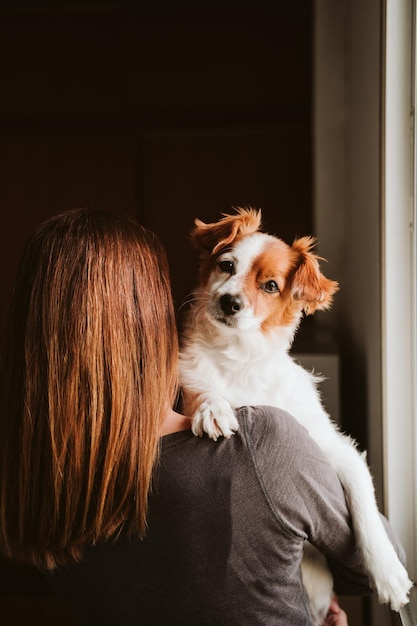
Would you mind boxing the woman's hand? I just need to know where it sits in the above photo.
[322,596,348,626]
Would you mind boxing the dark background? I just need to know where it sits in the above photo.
[0,2,312,623]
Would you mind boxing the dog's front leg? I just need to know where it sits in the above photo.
[185,392,239,441]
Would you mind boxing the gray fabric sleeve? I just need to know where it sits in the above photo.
[242,405,405,595]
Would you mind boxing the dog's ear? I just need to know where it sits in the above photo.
[191,207,262,256]
[290,237,339,314]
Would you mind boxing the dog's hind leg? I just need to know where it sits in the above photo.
[319,433,413,611]
[301,542,334,626]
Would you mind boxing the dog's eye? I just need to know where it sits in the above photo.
[262,280,280,294]
[217,259,234,274]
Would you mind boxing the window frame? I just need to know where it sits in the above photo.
[382,0,417,582]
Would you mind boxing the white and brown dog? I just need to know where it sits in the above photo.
[179,207,412,624]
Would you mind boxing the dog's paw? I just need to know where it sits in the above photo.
[191,398,239,441]
[372,558,413,611]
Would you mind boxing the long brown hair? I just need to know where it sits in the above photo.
[0,208,179,570]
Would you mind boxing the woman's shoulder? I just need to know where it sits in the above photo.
[234,404,324,474]
[235,405,309,445]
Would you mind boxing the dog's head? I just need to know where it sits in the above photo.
[190,207,338,334]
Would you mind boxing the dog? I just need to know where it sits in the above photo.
[179,207,413,624]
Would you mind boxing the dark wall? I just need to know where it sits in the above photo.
[0,2,312,320]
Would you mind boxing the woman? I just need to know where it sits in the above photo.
[0,209,402,625]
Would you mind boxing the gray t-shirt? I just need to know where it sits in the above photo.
[47,405,403,625]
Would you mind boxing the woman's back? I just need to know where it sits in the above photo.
[47,406,373,626]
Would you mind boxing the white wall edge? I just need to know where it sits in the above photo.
[382,0,417,581]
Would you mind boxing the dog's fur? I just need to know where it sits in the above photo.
[179,207,412,623]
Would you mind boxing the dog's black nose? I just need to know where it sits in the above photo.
[220,294,243,316]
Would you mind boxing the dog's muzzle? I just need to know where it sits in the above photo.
[219,294,243,316]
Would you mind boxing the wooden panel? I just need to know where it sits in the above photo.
[0,595,76,626]
[0,135,137,322]
[0,1,312,322]
[141,127,311,312]
[0,4,311,114]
